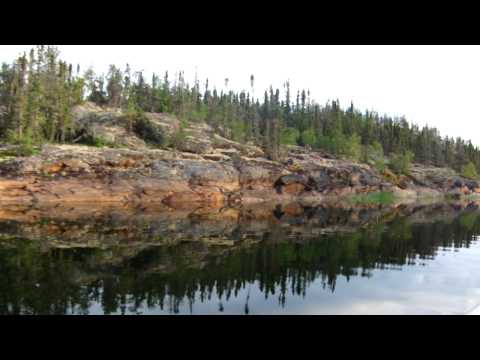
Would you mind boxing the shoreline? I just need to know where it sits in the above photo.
[1,143,479,209]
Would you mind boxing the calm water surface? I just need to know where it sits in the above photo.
[0,203,479,315]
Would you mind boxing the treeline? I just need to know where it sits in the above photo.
[1,46,480,177]
[0,46,84,145]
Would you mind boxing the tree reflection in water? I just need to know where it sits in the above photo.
[0,203,479,314]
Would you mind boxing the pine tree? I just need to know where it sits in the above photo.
[10,53,28,142]
[106,65,123,108]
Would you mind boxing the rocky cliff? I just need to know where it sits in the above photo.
[0,103,478,208]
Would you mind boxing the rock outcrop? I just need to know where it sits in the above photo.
[0,142,462,208]
[0,103,477,208]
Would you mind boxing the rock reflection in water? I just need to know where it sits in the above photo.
[0,201,479,314]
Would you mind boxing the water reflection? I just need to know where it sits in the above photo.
[0,202,479,314]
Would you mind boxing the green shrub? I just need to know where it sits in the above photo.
[1,131,40,157]
[167,116,190,150]
[389,151,414,175]
[16,143,40,156]
[373,158,386,173]
[280,127,300,145]
[461,162,478,179]
[302,128,317,147]
[362,141,386,172]
[317,131,362,161]
[348,191,395,205]
[71,128,116,148]
[0,144,40,157]
[230,120,246,143]
[316,127,362,161]
[169,129,187,150]
[316,134,336,153]
[342,133,362,161]
[188,107,208,122]
[88,135,115,148]
[132,115,166,147]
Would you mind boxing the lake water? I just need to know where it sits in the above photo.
[0,202,479,315]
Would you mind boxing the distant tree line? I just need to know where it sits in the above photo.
[1,46,480,177]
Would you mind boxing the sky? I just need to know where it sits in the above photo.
[1,45,480,146]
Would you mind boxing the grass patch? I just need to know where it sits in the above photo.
[0,144,40,158]
[79,134,116,148]
[347,191,396,205]
[91,136,115,148]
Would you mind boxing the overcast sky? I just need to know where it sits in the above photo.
[2,45,479,145]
